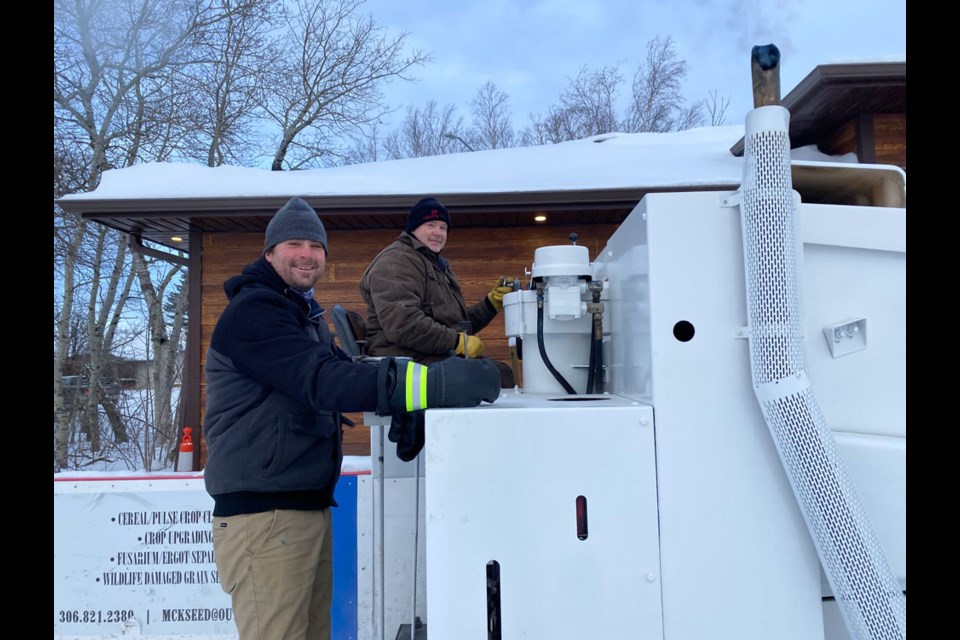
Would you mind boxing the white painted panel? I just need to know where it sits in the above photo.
[425,397,662,640]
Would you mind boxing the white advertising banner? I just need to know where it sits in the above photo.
[54,474,235,638]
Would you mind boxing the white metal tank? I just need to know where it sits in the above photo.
[503,245,610,394]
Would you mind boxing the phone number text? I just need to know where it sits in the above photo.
[58,609,136,624]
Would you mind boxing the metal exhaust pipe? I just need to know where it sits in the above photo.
[740,44,906,640]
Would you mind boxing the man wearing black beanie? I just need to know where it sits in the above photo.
[404,196,451,234]
[360,196,515,386]
[202,196,501,640]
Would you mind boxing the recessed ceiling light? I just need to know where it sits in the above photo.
[171,236,183,242]
[534,214,547,223]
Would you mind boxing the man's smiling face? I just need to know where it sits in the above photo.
[265,238,327,290]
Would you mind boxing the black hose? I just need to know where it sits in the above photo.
[591,334,604,394]
[537,288,576,394]
[587,284,604,394]
[586,329,597,394]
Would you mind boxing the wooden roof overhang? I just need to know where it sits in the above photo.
[57,185,740,255]
[730,61,906,157]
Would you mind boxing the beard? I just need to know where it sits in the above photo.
[278,260,321,290]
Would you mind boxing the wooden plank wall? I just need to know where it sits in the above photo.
[821,120,856,157]
[821,113,906,171]
[873,114,906,170]
[199,222,621,459]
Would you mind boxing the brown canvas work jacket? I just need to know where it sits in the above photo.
[360,231,497,363]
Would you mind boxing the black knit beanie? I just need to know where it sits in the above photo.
[406,197,451,234]
[263,197,328,254]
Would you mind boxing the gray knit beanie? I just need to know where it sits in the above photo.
[263,197,328,255]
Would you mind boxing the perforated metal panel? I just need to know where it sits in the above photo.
[741,120,804,383]
[761,382,906,639]
[741,106,906,640]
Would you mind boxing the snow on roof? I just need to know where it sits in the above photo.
[60,126,856,205]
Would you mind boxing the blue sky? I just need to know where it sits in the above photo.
[360,0,906,129]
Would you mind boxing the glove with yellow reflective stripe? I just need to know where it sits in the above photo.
[375,355,501,417]
[375,356,500,461]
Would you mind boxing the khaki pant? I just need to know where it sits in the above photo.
[213,509,333,640]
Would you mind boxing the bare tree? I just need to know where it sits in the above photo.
[469,81,514,150]
[342,129,383,165]
[54,0,230,470]
[518,110,571,146]
[521,65,622,144]
[563,64,622,137]
[54,0,231,178]
[674,101,707,131]
[623,35,704,132]
[179,0,278,167]
[130,248,189,470]
[382,101,468,159]
[263,0,429,170]
[705,89,731,126]
[80,228,136,450]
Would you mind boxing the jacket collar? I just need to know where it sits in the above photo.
[226,255,325,321]
[403,231,448,272]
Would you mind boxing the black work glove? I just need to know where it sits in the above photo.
[388,411,425,462]
[376,356,500,416]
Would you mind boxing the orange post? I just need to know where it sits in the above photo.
[177,427,194,472]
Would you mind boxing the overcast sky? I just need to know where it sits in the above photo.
[359,0,906,130]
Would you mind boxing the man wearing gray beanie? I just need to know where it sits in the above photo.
[263,195,329,255]
[203,196,502,640]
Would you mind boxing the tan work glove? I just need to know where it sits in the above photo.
[486,277,514,312]
[455,333,484,358]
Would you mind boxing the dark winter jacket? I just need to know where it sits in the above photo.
[203,256,382,516]
[359,232,498,363]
